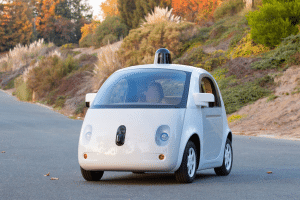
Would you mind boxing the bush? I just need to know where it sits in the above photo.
[246,1,300,48]
[27,55,79,99]
[251,34,300,69]
[79,16,128,48]
[93,42,123,91]
[230,33,270,58]
[54,96,66,108]
[214,0,245,20]
[119,21,197,67]
[14,76,32,101]
[222,82,270,114]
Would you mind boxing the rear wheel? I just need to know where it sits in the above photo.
[214,139,233,176]
[175,141,198,183]
[80,167,104,181]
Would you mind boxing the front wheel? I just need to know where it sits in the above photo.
[214,139,233,176]
[80,167,104,181]
[175,141,198,183]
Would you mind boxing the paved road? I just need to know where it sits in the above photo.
[1,90,300,200]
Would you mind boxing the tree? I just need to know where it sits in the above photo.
[100,0,119,18]
[0,0,33,52]
[172,0,221,24]
[118,0,171,29]
[35,0,92,45]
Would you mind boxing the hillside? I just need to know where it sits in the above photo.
[229,65,300,140]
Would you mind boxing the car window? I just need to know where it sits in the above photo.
[200,77,221,107]
[91,68,191,109]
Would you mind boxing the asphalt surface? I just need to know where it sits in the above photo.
[1,90,300,200]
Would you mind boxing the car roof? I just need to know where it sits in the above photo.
[116,64,209,74]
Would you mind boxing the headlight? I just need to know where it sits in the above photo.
[160,133,169,141]
[81,125,92,144]
[85,131,92,141]
[155,125,170,146]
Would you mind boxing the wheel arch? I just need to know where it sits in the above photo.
[227,131,232,143]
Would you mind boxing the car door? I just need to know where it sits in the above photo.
[200,77,223,161]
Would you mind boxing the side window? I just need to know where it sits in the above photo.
[200,77,221,107]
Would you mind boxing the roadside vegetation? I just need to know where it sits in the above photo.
[1,0,300,118]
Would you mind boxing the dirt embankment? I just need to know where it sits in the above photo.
[229,65,300,140]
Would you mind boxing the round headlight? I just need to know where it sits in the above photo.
[160,133,169,141]
[85,131,92,141]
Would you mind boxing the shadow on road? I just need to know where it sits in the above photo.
[78,172,218,185]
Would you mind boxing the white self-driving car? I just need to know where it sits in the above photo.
[78,48,233,183]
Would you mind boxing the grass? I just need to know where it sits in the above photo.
[0,39,55,72]
[266,94,278,102]
[227,114,245,123]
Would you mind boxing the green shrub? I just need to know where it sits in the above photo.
[214,0,245,21]
[27,55,79,99]
[60,43,77,50]
[119,21,196,67]
[222,82,270,114]
[79,16,128,48]
[267,94,278,102]
[54,96,66,108]
[252,34,300,69]
[246,1,300,48]
[75,101,86,115]
[15,76,32,101]
[3,78,16,90]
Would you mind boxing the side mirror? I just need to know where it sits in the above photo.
[85,93,97,108]
[193,93,215,107]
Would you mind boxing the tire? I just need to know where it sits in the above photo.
[214,139,233,176]
[175,141,198,183]
[80,167,104,181]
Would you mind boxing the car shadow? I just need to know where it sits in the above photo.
[80,172,218,186]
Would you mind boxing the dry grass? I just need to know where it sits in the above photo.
[93,42,122,91]
[0,39,55,72]
[142,7,181,27]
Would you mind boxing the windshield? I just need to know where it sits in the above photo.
[91,68,191,109]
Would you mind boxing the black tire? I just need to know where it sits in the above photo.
[80,167,104,181]
[214,139,233,176]
[175,141,198,183]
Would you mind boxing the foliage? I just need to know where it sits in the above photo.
[54,95,67,108]
[213,0,245,20]
[27,55,79,99]
[60,43,78,49]
[79,16,128,48]
[119,21,196,67]
[0,1,33,52]
[222,81,270,114]
[230,33,270,58]
[117,0,171,29]
[246,0,300,48]
[251,34,300,69]
[198,50,228,71]
[172,0,222,24]
[75,101,86,114]
[212,68,270,114]
[80,20,100,40]
[14,76,32,101]
[227,114,244,123]
[142,7,181,26]
[266,94,278,102]
[100,0,119,18]
[94,42,123,91]
[35,0,92,46]
[0,39,55,72]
